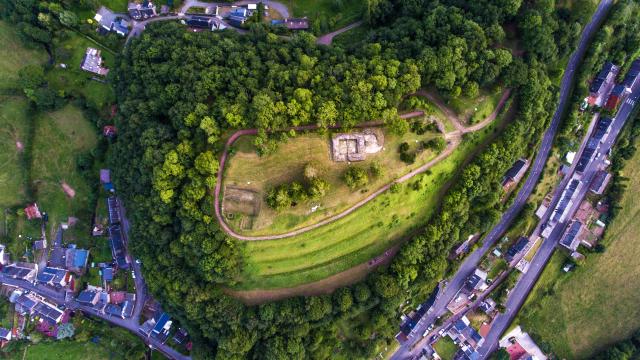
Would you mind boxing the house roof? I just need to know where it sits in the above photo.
[284,18,309,30]
[590,170,611,194]
[15,294,37,311]
[504,159,527,181]
[506,237,529,260]
[110,291,126,304]
[560,221,582,250]
[77,290,98,305]
[102,267,114,281]
[623,58,640,88]
[100,169,111,184]
[24,203,42,220]
[73,249,89,269]
[589,61,617,93]
[152,313,170,334]
[105,303,123,317]
[186,16,211,28]
[0,328,10,340]
[33,302,63,324]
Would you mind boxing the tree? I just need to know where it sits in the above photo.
[370,161,384,178]
[344,167,369,189]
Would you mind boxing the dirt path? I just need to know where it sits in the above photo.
[415,89,512,133]
[214,90,510,241]
[316,21,363,45]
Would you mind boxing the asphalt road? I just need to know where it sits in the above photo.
[390,1,614,358]
[478,55,640,359]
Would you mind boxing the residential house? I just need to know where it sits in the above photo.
[560,220,583,252]
[186,16,212,29]
[589,170,611,195]
[173,328,189,345]
[502,159,529,191]
[622,58,640,89]
[36,267,69,287]
[81,48,109,76]
[499,326,547,360]
[109,226,128,269]
[588,61,619,107]
[104,300,134,319]
[24,203,42,220]
[0,245,9,266]
[77,289,100,306]
[505,237,529,262]
[94,7,129,36]
[226,7,249,26]
[605,84,628,111]
[33,301,64,325]
[3,263,38,282]
[107,197,120,225]
[13,293,38,316]
[465,269,488,293]
[65,246,89,274]
[102,266,114,286]
[151,312,172,343]
[479,298,496,314]
[128,1,157,20]
[283,18,309,30]
[0,327,11,343]
[33,239,46,251]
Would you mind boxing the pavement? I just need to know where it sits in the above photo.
[390,1,614,358]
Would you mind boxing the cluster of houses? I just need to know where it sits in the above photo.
[185,4,309,31]
[447,269,489,314]
[77,285,135,319]
[434,315,485,360]
[396,286,440,344]
[588,59,640,111]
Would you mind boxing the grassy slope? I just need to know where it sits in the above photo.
[31,105,98,239]
[236,114,507,290]
[0,21,48,90]
[224,127,441,234]
[23,340,110,360]
[0,98,32,209]
[520,148,640,358]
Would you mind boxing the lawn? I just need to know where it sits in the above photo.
[288,0,365,31]
[223,124,442,235]
[30,104,98,240]
[518,146,640,358]
[433,336,458,360]
[23,341,110,360]
[234,107,512,290]
[47,31,115,111]
[444,87,504,125]
[0,21,48,90]
[98,0,129,12]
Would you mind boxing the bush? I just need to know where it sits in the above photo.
[370,162,384,178]
[344,167,369,189]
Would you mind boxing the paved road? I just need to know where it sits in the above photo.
[316,21,363,45]
[390,1,613,358]
[479,46,639,359]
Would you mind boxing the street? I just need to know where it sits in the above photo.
[390,0,614,358]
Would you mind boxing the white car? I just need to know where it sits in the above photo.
[422,329,430,337]
[131,271,136,279]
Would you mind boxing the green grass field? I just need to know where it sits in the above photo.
[23,340,111,360]
[0,21,48,90]
[519,148,640,358]
[289,0,365,31]
[235,111,509,290]
[445,87,504,125]
[0,97,32,209]
[224,125,441,234]
[31,104,98,239]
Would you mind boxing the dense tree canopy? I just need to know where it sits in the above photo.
[107,0,595,358]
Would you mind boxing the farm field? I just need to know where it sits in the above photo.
[0,21,48,90]
[223,123,442,234]
[233,103,513,292]
[519,145,640,358]
[0,97,33,210]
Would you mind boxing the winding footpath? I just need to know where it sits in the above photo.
[316,21,363,45]
[214,90,512,241]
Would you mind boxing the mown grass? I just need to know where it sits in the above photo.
[519,147,640,358]
[0,21,48,90]
[24,340,111,360]
[236,114,507,290]
[289,0,365,31]
[433,336,458,360]
[445,87,504,124]
[224,125,441,234]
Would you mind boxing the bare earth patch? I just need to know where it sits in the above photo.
[61,181,76,198]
